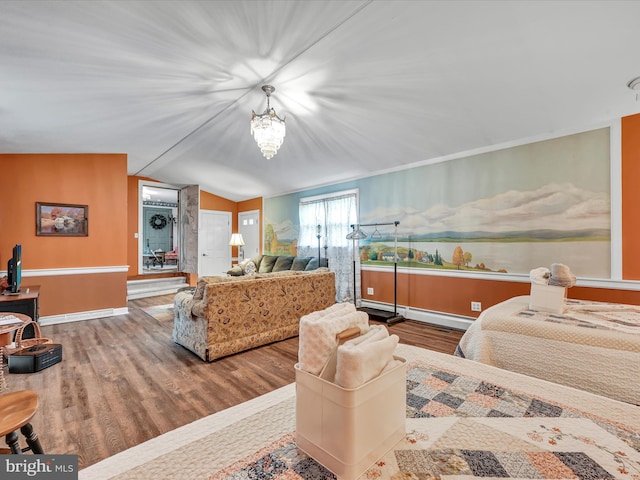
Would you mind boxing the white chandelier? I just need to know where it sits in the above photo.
[251,85,285,159]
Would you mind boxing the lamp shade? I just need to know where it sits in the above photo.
[229,233,245,246]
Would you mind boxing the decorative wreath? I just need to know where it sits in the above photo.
[149,214,168,230]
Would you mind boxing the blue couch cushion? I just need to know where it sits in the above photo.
[291,256,312,271]
[258,255,279,273]
[273,256,295,272]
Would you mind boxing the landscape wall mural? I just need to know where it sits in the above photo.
[264,127,611,278]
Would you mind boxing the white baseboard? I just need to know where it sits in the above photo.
[359,300,472,331]
[40,307,129,326]
[127,287,186,300]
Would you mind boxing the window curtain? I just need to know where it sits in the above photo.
[298,192,358,303]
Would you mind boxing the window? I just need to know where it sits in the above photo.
[298,189,358,302]
[299,190,358,248]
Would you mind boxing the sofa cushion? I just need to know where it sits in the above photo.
[243,260,257,275]
[237,258,257,275]
[258,255,278,273]
[273,256,295,272]
[227,265,244,276]
[305,257,321,270]
[291,256,312,271]
[251,254,264,271]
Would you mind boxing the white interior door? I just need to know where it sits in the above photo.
[239,209,260,260]
[199,210,231,276]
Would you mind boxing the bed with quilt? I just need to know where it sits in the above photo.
[454,295,640,405]
[78,342,640,479]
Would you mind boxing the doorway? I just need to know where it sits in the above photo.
[139,182,180,275]
[199,210,232,276]
[238,209,260,260]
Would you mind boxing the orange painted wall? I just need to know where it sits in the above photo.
[200,190,237,213]
[127,176,144,277]
[362,270,640,319]
[622,114,640,279]
[0,153,128,316]
[361,271,530,317]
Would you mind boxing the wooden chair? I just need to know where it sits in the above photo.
[0,390,44,454]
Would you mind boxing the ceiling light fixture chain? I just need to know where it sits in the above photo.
[251,85,286,159]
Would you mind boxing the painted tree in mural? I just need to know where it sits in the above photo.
[463,251,472,267]
[265,224,275,253]
[452,246,465,269]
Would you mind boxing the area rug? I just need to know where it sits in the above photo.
[79,344,640,480]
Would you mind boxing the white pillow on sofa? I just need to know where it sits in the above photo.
[239,259,257,276]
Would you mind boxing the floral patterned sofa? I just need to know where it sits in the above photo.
[172,269,336,361]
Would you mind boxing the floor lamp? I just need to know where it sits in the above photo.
[316,224,322,266]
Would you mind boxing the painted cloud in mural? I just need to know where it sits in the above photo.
[365,182,609,236]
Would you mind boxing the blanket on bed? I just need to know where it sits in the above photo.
[80,344,640,480]
[455,296,640,404]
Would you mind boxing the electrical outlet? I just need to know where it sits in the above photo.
[471,301,482,312]
[367,287,374,295]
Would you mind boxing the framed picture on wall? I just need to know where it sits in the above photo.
[36,202,88,236]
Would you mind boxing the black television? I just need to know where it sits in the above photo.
[6,244,22,294]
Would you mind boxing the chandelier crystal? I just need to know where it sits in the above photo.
[251,85,285,159]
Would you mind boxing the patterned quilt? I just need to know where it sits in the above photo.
[455,296,640,404]
[79,344,640,480]
[519,298,640,334]
[214,346,640,480]
[397,364,640,479]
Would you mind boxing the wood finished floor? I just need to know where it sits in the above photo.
[4,294,464,469]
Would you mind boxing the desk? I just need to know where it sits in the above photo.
[0,286,39,322]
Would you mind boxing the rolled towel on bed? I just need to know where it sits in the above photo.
[529,267,550,285]
[298,303,370,376]
[334,325,399,389]
[549,263,577,288]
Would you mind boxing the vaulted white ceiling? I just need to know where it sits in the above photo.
[2,1,639,201]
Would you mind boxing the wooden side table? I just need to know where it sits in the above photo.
[0,286,40,329]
